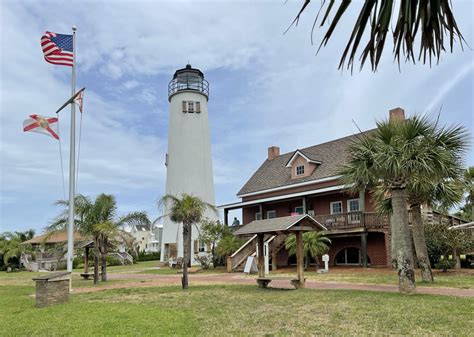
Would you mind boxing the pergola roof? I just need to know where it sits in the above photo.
[21,231,87,245]
[233,214,326,236]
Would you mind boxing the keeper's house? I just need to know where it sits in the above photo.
[220,108,466,271]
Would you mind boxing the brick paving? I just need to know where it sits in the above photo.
[73,272,474,297]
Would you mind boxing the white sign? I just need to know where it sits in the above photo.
[322,254,329,272]
[243,256,258,274]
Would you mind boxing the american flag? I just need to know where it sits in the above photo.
[41,31,74,67]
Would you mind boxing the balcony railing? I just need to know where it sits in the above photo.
[168,76,209,100]
[313,212,389,231]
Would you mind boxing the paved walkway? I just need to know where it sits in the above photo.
[74,272,474,297]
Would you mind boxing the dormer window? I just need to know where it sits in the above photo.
[296,165,305,176]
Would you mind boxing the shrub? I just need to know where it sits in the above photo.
[137,251,161,262]
[195,254,212,269]
[435,259,455,272]
[106,255,122,266]
[73,257,82,269]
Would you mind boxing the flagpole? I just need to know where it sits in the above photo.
[67,26,77,288]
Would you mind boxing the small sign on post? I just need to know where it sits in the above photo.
[243,256,258,274]
[322,254,329,272]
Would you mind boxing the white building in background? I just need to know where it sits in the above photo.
[160,64,217,263]
[130,223,153,253]
[126,224,162,254]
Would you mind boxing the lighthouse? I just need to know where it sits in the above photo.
[160,64,217,263]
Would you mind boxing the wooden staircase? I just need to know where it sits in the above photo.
[227,233,288,272]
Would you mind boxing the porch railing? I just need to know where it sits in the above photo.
[313,212,389,231]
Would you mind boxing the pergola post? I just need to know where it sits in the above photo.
[257,234,265,278]
[295,231,305,288]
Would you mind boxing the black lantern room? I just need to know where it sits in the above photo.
[168,64,209,101]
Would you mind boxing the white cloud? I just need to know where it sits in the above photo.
[1,1,473,233]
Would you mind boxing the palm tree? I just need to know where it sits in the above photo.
[288,0,465,71]
[284,231,331,270]
[159,194,216,289]
[51,194,150,284]
[339,115,468,293]
[0,230,35,268]
[216,235,246,263]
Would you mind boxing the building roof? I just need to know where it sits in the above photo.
[237,131,373,196]
[233,214,326,236]
[22,231,86,245]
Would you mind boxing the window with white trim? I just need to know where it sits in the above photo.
[255,212,262,220]
[295,206,304,215]
[347,199,360,213]
[330,201,342,214]
[188,101,195,113]
[267,210,276,219]
[296,165,305,176]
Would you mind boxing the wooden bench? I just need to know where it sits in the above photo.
[80,272,102,280]
[256,277,306,289]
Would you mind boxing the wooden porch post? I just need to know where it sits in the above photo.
[361,232,368,268]
[271,248,277,272]
[257,234,265,278]
[296,231,305,288]
[84,246,89,273]
[224,209,229,226]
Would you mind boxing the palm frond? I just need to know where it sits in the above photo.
[290,0,466,71]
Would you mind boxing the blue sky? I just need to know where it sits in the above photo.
[1,1,473,234]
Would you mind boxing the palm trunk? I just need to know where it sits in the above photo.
[391,188,416,293]
[187,224,192,268]
[181,222,189,289]
[315,256,320,272]
[100,236,107,282]
[93,238,100,285]
[390,229,397,269]
[101,254,107,281]
[411,204,433,282]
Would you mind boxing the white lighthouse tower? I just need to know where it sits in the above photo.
[160,64,217,263]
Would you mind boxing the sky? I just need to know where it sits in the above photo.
[1,0,473,234]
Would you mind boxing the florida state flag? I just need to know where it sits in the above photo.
[23,114,59,140]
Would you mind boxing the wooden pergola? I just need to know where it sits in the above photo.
[234,214,326,289]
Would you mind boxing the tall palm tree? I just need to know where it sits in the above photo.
[285,231,331,270]
[288,0,465,71]
[159,194,216,289]
[51,194,150,284]
[339,115,468,293]
[0,230,35,268]
[375,178,465,283]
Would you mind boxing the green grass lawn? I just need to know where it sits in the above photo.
[272,267,474,289]
[1,281,473,336]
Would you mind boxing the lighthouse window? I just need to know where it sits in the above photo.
[188,101,195,113]
[196,101,201,113]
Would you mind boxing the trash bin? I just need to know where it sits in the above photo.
[32,272,70,308]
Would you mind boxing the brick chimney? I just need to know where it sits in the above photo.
[389,107,405,122]
[267,146,280,160]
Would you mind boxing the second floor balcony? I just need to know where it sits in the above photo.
[313,212,389,231]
